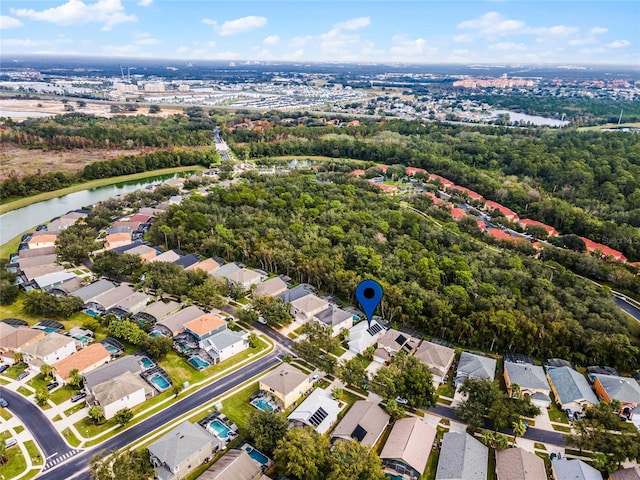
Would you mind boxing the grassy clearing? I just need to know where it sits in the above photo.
[14,426,24,434]
[220,383,259,432]
[0,166,206,214]
[534,442,547,450]
[50,385,78,405]
[0,443,27,479]
[16,386,32,397]
[0,294,94,332]
[63,403,85,417]
[24,440,43,466]
[52,414,62,422]
[62,427,81,447]
[3,363,27,380]
[0,408,12,421]
[548,403,569,424]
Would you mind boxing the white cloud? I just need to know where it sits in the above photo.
[458,12,525,36]
[102,43,141,56]
[530,25,579,37]
[176,46,189,54]
[389,35,436,62]
[607,39,630,48]
[590,26,608,35]
[134,32,159,45]
[137,0,152,5]
[264,35,280,46]
[2,38,46,47]
[490,42,527,51]
[568,37,597,46]
[334,16,370,31]
[0,15,23,29]
[218,15,267,36]
[12,0,137,29]
[207,41,217,48]
[289,35,311,47]
[453,34,474,43]
[202,18,217,26]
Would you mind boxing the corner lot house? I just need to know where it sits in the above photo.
[435,432,488,480]
[258,364,311,409]
[90,370,153,419]
[454,352,497,389]
[414,341,456,387]
[495,447,547,480]
[288,388,341,434]
[552,459,602,480]
[184,314,227,345]
[21,332,77,367]
[504,361,552,408]
[52,343,110,384]
[148,421,221,480]
[331,400,390,447]
[380,417,435,479]
[546,366,598,414]
[592,374,640,417]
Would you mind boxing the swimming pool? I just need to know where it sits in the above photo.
[208,419,231,439]
[104,345,120,354]
[150,374,170,390]
[149,331,163,338]
[39,327,58,333]
[188,356,210,370]
[85,309,101,317]
[251,398,275,413]
[73,335,91,344]
[385,474,406,480]
[139,357,154,369]
[246,447,269,465]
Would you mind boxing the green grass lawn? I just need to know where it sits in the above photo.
[3,363,27,380]
[27,373,52,391]
[62,427,81,447]
[24,440,43,466]
[0,443,27,479]
[534,442,547,450]
[0,408,12,421]
[553,424,572,433]
[17,386,33,397]
[220,383,259,432]
[436,376,455,398]
[52,414,63,422]
[548,403,569,424]
[0,378,8,385]
[64,403,85,417]
[0,293,94,331]
[14,426,24,434]
[50,385,79,404]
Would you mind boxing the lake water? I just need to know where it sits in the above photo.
[492,110,569,127]
[0,174,180,245]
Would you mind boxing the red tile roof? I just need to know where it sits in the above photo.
[373,183,398,192]
[428,174,454,188]
[449,185,484,201]
[484,200,519,221]
[376,165,390,172]
[580,237,627,262]
[406,167,428,176]
[477,220,487,231]
[519,219,559,237]
[424,191,447,206]
[351,169,366,177]
[487,229,517,241]
[450,207,467,221]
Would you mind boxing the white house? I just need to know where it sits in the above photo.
[288,388,342,434]
[347,319,386,354]
[201,330,249,364]
[21,333,77,367]
[290,294,330,324]
[91,370,152,419]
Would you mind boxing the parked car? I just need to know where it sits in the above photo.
[566,410,575,421]
[395,397,409,405]
[311,374,319,382]
[0,398,8,408]
[5,438,17,448]
[71,392,87,403]
[46,382,59,391]
[0,364,9,374]
[17,371,30,381]
[257,316,267,325]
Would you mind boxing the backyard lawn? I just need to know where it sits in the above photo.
[220,383,259,431]
[0,444,27,479]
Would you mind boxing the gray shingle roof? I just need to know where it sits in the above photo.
[83,355,142,391]
[455,352,496,386]
[198,450,261,480]
[594,374,640,404]
[147,421,218,471]
[435,432,488,480]
[552,459,603,480]
[504,361,550,391]
[331,400,390,446]
[74,280,116,302]
[547,367,598,407]
[495,447,547,480]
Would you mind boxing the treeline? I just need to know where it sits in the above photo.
[227,122,640,261]
[147,173,639,371]
[0,149,218,201]
[0,111,215,150]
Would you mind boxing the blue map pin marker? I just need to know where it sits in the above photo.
[356,279,384,328]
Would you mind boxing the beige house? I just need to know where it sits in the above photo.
[374,329,420,362]
[331,400,390,446]
[21,333,77,367]
[253,277,288,298]
[104,232,132,250]
[91,370,152,419]
[28,233,58,249]
[289,295,330,323]
[380,417,435,479]
[258,364,311,409]
[504,361,552,408]
[414,341,456,387]
[495,447,547,480]
[52,343,111,384]
[148,421,221,480]
[0,326,46,362]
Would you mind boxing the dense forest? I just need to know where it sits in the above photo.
[147,173,639,371]
[227,121,640,261]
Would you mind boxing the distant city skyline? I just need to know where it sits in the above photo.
[1,1,638,65]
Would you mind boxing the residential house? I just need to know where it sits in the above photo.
[156,305,207,337]
[435,432,488,480]
[73,280,115,303]
[484,200,519,222]
[112,291,150,315]
[414,341,456,387]
[21,264,64,281]
[210,263,242,280]
[90,370,153,419]
[17,254,58,269]
[552,459,602,480]
[201,330,248,364]
[454,352,497,389]
[429,174,455,188]
[350,169,366,177]
[375,329,420,360]
[347,319,386,354]
[83,355,142,392]
[259,364,312,410]
[449,207,467,221]
[52,343,110,384]
[289,294,330,324]
[104,232,132,250]
[287,388,341,434]
[184,314,227,345]
[226,268,265,290]
[132,301,181,326]
[331,400,390,447]
[546,366,598,414]
[276,284,315,304]
[198,450,261,480]
[449,185,484,202]
[495,447,547,480]
[33,271,77,291]
[610,467,640,480]
[150,249,183,263]
[487,229,520,242]
[48,277,82,296]
[580,237,628,262]
[87,285,137,312]
[47,217,79,232]
[406,167,428,176]
[21,332,77,367]
[312,305,355,337]
[148,421,221,480]
[19,246,55,259]
[253,277,287,298]
[129,213,154,224]
[0,327,46,363]
[125,243,158,261]
[504,361,552,408]
[380,417,435,479]
[519,219,559,237]
[174,254,200,269]
[186,258,220,274]
[592,374,640,417]
[28,233,58,249]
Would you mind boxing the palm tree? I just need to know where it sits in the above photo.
[13,352,23,364]
[510,383,521,399]
[40,363,53,381]
[0,437,6,465]
[88,405,105,424]
[512,420,527,447]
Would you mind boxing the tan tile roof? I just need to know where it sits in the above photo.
[105,232,131,243]
[380,417,435,475]
[254,277,287,297]
[52,343,110,381]
[199,450,261,480]
[22,332,75,358]
[184,314,226,337]
[495,447,547,480]
[290,294,329,314]
[0,327,45,350]
[187,258,220,273]
[414,341,455,377]
[28,233,57,244]
[260,364,309,397]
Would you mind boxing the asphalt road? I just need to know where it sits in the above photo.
[430,404,566,446]
[615,296,640,323]
[0,387,80,467]
[40,351,283,480]
[252,321,294,350]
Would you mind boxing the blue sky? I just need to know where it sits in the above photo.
[1,1,638,64]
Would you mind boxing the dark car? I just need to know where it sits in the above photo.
[71,392,87,403]
[0,364,9,374]
[0,398,8,408]
[17,371,30,381]
[46,382,59,391]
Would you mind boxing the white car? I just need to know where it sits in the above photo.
[395,397,408,405]
[257,316,267,325]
